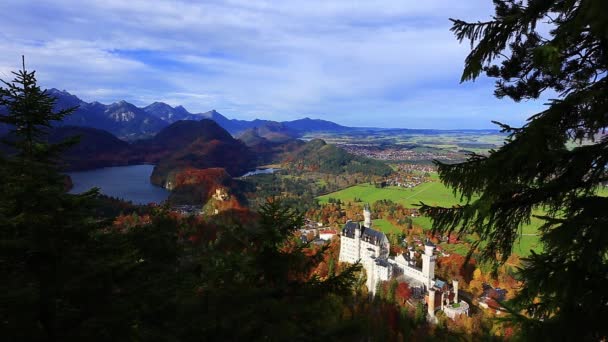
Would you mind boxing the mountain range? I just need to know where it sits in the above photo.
[43,89,349,139]
[29,120,259,184]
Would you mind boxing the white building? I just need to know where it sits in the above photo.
[318,229,338,241]
[339,206,468,321]
[339,205,391,294]
[338,205,436,295]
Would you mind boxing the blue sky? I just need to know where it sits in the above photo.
[1,0,549,129]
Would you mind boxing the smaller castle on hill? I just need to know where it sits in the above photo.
[339,205,469,320]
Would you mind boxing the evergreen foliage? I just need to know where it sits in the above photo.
[0,60,365,341]
[0,58,115,340]
[421,1,608,339]
[172,200,364,340]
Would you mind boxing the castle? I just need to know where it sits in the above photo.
[339,205,469,319]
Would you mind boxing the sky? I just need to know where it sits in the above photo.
[0,0,551,129]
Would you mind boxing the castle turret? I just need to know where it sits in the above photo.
[354,223,361,259]
[428,288,436,317]
[421,240,436,288]
[453,279,459,303]
[363,204,372,228]
[408,246,415,266]
[424,239,435,256]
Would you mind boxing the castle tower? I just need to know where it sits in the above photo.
[453,279,459,303]
[408,246,415,266]
[421,240,436,288]
[363,204,372,228]
[428,288,436,317]
[354,223,361,259]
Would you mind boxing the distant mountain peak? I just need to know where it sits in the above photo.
[200,109,226,119]
[47,88,81,100]
[47,88,75,96]
[31,88,352,139]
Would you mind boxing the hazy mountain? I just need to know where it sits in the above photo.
[48,89,168,139]
[37,89,351,138]
[102,100,167,138]
[143,102,200,123]
[198,110,276,134]
[237,122,303,165]
[238,122,298,143]
[282,117,349,132]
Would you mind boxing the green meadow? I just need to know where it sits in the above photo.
[371,219,402,234]
[318,180,544,256]
[319,179,607,257]
[318,181,466,209]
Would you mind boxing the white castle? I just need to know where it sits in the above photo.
[339,205,468,319]
[339,204,436,294]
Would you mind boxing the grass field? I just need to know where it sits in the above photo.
[371,219,401,234]
[319,179,607,257]
[318,180,545,257]
[318,181,466,208]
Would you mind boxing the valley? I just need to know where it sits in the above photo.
[16,88,554,330]
[5,0,606,338]
[30,90,519,260]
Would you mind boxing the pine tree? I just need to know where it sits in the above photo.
[420,1,608,339]
[181,199,363,340]
[0,58,118,341]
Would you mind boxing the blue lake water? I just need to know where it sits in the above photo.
[68,164,169,205]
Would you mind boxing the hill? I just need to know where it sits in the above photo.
[143,118,234,152]
[147,120,256,187]
[238,122,298,144]
[283,139,392,176]
[48,126,131,170]
[238,124,304,165]
[168,167,240,205]
[21,120,258,183]
[282,117,349,132]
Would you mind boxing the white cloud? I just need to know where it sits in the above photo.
[0,0,538,128]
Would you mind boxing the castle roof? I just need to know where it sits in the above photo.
[342,221,359,238]
[375,258,390,267]
[341,221,388,246]
[425,239,436,247]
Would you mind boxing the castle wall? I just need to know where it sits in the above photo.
[339,210,438,297]
[338,236,360,263]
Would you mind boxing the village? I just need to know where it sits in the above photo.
[338,143,464,162]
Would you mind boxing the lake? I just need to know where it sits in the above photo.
[68,164,169,205]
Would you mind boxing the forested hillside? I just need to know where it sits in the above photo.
[284,139,392,176]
